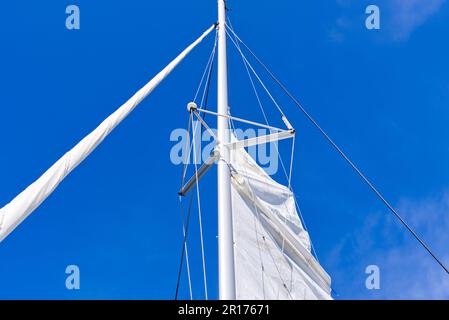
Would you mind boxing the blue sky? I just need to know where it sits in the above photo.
[1,0,449,299]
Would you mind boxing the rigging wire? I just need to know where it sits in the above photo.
[229,117,293,300]
[191,112,209,300]
[175,112,210,300]
[199,34,217,119]
[226,19,270,127]
[190,33,215,300]
[229,19,330,296]
[288,135,295,190]
[225,24,288,258]
[200,57,215,122]
[225,26,292,187]
[225,22,294,191]
[226,22,304,284]
[226,20,321,261]
[193,33,218,103]
[175,115,207,300]
[175,34,217,299]
[226,24,449,276]
[175,115,194,300]
[225,22,292,189]
[175,192,195,300]
[185,43,214,300]
[197,31,216,142]
[183,30,217,189]
[223,30,286,118]
[180,111,193,191]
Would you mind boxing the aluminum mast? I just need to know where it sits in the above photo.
[216,0,236,300]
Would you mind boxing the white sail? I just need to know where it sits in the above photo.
[230,143,332,300]
[0,25,215,243]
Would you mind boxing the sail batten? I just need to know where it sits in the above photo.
[229,138,332,300]
[0,24,215,242]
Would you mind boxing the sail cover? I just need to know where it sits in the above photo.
[229,144,332,300]
[0,25,215,242]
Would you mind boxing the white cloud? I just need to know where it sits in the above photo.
[328,28,346,43]
[328,15,351,42]
[327,191,449,299]
[389,0,446,41]
[330,0,446,43]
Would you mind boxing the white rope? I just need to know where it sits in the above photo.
[177,34,216,298]
[177,32,216,298]
[180,115,194,299]
[181,33,216,175]
[190,112,209,300]
[176,115,194,300]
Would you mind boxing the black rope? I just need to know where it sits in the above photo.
[227,25,449,275]
[174,34,217,299]
[174,192,195,300]
[175,114,192,300]
[200,50,215,122]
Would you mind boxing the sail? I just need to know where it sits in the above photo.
[0,24,215,243]
[229,143,332,300]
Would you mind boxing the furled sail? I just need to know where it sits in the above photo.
[229,143,332,300]
[0,24,216,243]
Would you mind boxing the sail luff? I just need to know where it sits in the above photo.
[0,24,215,242]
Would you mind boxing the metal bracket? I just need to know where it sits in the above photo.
[178,102,295,196]
[178,150,220,196]
[224,129,295,151]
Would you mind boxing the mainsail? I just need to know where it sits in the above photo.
[0,25,215,242]
[229,142,332,300]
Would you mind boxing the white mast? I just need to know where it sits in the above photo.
[217,0,236,299]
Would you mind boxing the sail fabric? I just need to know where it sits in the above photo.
[0,25,215,243]
[229,144,332,300]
